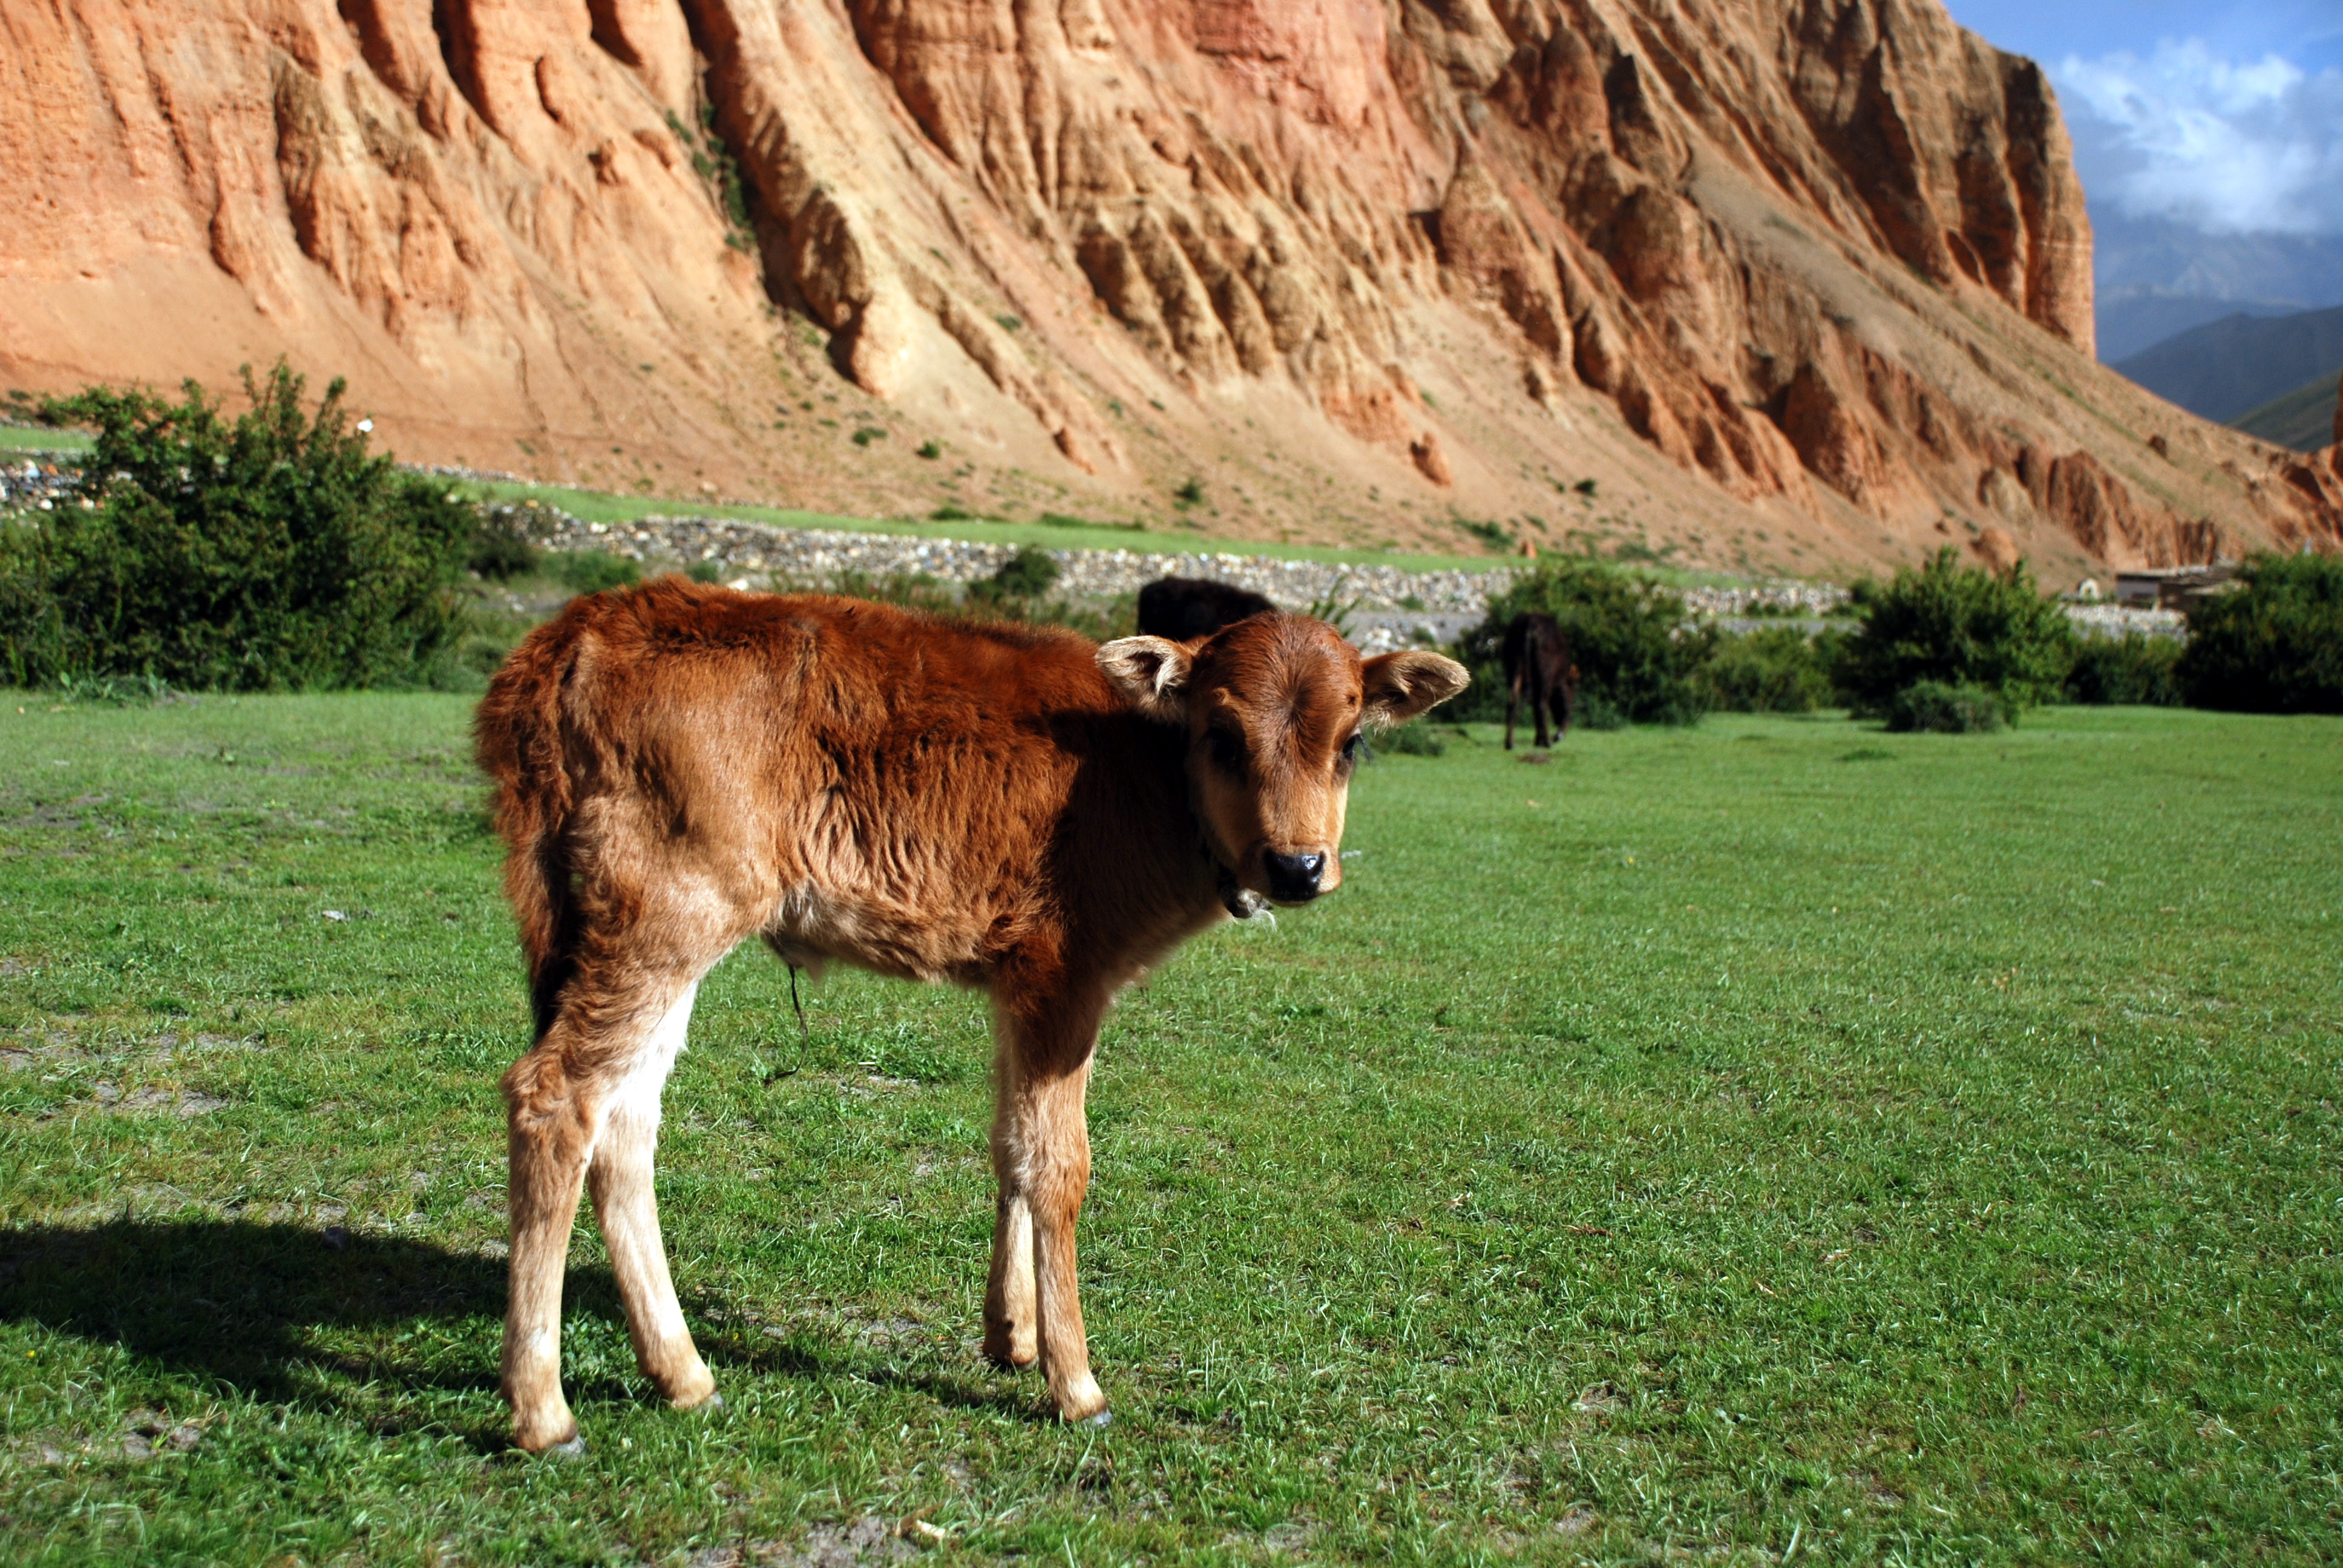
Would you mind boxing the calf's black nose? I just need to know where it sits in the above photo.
[1264,851,1326,902]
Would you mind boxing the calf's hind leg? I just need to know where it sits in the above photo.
[589,980,719,1413]
[503,956,728,1454]
[983,1013,1038,1369]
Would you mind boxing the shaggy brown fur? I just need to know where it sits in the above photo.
[474,580,1467,1452]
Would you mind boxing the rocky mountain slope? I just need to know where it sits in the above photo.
[4,0,2338,578]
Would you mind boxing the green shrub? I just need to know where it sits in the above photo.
[552,549,641,595]
[2176,552,2343,713]
[972,546,1060,602]
[827,569,960,617]
[686,559,725,584]
[1306,578,1362,639]
[0,364,474,691]
[469,510,539,580]
[2065,633,2182,705]
[1454,558,1711,725]
[1378,720,1446,756]
[1700,626,1834,713]
[1831,547,2071,721]
[1884,680,2005,733]
[1571,691,1628,730]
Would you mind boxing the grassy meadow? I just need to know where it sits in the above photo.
[1,693,2338,1565]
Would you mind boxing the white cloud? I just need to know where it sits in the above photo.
[2056,39,2343,235]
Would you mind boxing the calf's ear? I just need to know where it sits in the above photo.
[1097,636,1194,723]
[1361,650,1470,727]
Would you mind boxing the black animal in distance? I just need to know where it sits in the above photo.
[1501,612,1578,750]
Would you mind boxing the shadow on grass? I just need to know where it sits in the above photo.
[0,1219,1046,1440]
[0,1220,519,1434]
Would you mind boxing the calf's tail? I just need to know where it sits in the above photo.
[474,609,597,1040]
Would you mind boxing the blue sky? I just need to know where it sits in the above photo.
[1942,0,2343,235]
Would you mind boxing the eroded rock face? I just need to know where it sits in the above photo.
[2,0,2335,570]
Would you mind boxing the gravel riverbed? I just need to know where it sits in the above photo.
[505,503,1861,650]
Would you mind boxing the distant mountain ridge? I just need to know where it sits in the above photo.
[2233,373,2343,455]
[2114,307,2343,426]
[2090,214,2343,364]
[2096,296,2302,364]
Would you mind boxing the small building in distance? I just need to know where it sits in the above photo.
[2115,564,2237,610]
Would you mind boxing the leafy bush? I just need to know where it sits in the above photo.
[1454,558,1712,725]
[552,549,641,595]
[970,546,1060,603]
[0,364,474,690]
[685,559,726,584]
[1832,547,2072,722]
[824,568,960,616]
[1700,626,1835,713]
[2065,633,2182,705]
[1378,720,1446,756]
[1884,680,2005,733]
[1570,691,1628,730]
[469,509,539,580]
[1306,577,1362,639]
[2176,552,2343,713]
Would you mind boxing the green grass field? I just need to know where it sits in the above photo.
[0,426,95,456]
[2,696,2338,1565]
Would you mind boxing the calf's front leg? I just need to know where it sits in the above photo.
[982,1186,1038,1368]
[985,987,1111,1423]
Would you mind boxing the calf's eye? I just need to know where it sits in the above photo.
[1340,731,1362,763]
[1207,727,1247,772]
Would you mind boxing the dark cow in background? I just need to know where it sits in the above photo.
[1138,577,1276,641]
[1502,612,1578,750]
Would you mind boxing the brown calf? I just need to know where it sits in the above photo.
[474,581,1467,1452]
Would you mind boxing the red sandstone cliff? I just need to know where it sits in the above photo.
[4,0,2336,573]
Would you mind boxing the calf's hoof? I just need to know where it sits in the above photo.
[1052,1374,1110,1425]
[664,1370,721,1412]
[512,1410,582,1456]
[537,1434,588,1459]
[983,1327,1038,1370]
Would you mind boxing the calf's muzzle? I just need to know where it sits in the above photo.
[1264,850,1327,903]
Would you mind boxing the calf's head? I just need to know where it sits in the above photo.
[1099,614,1468,907]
